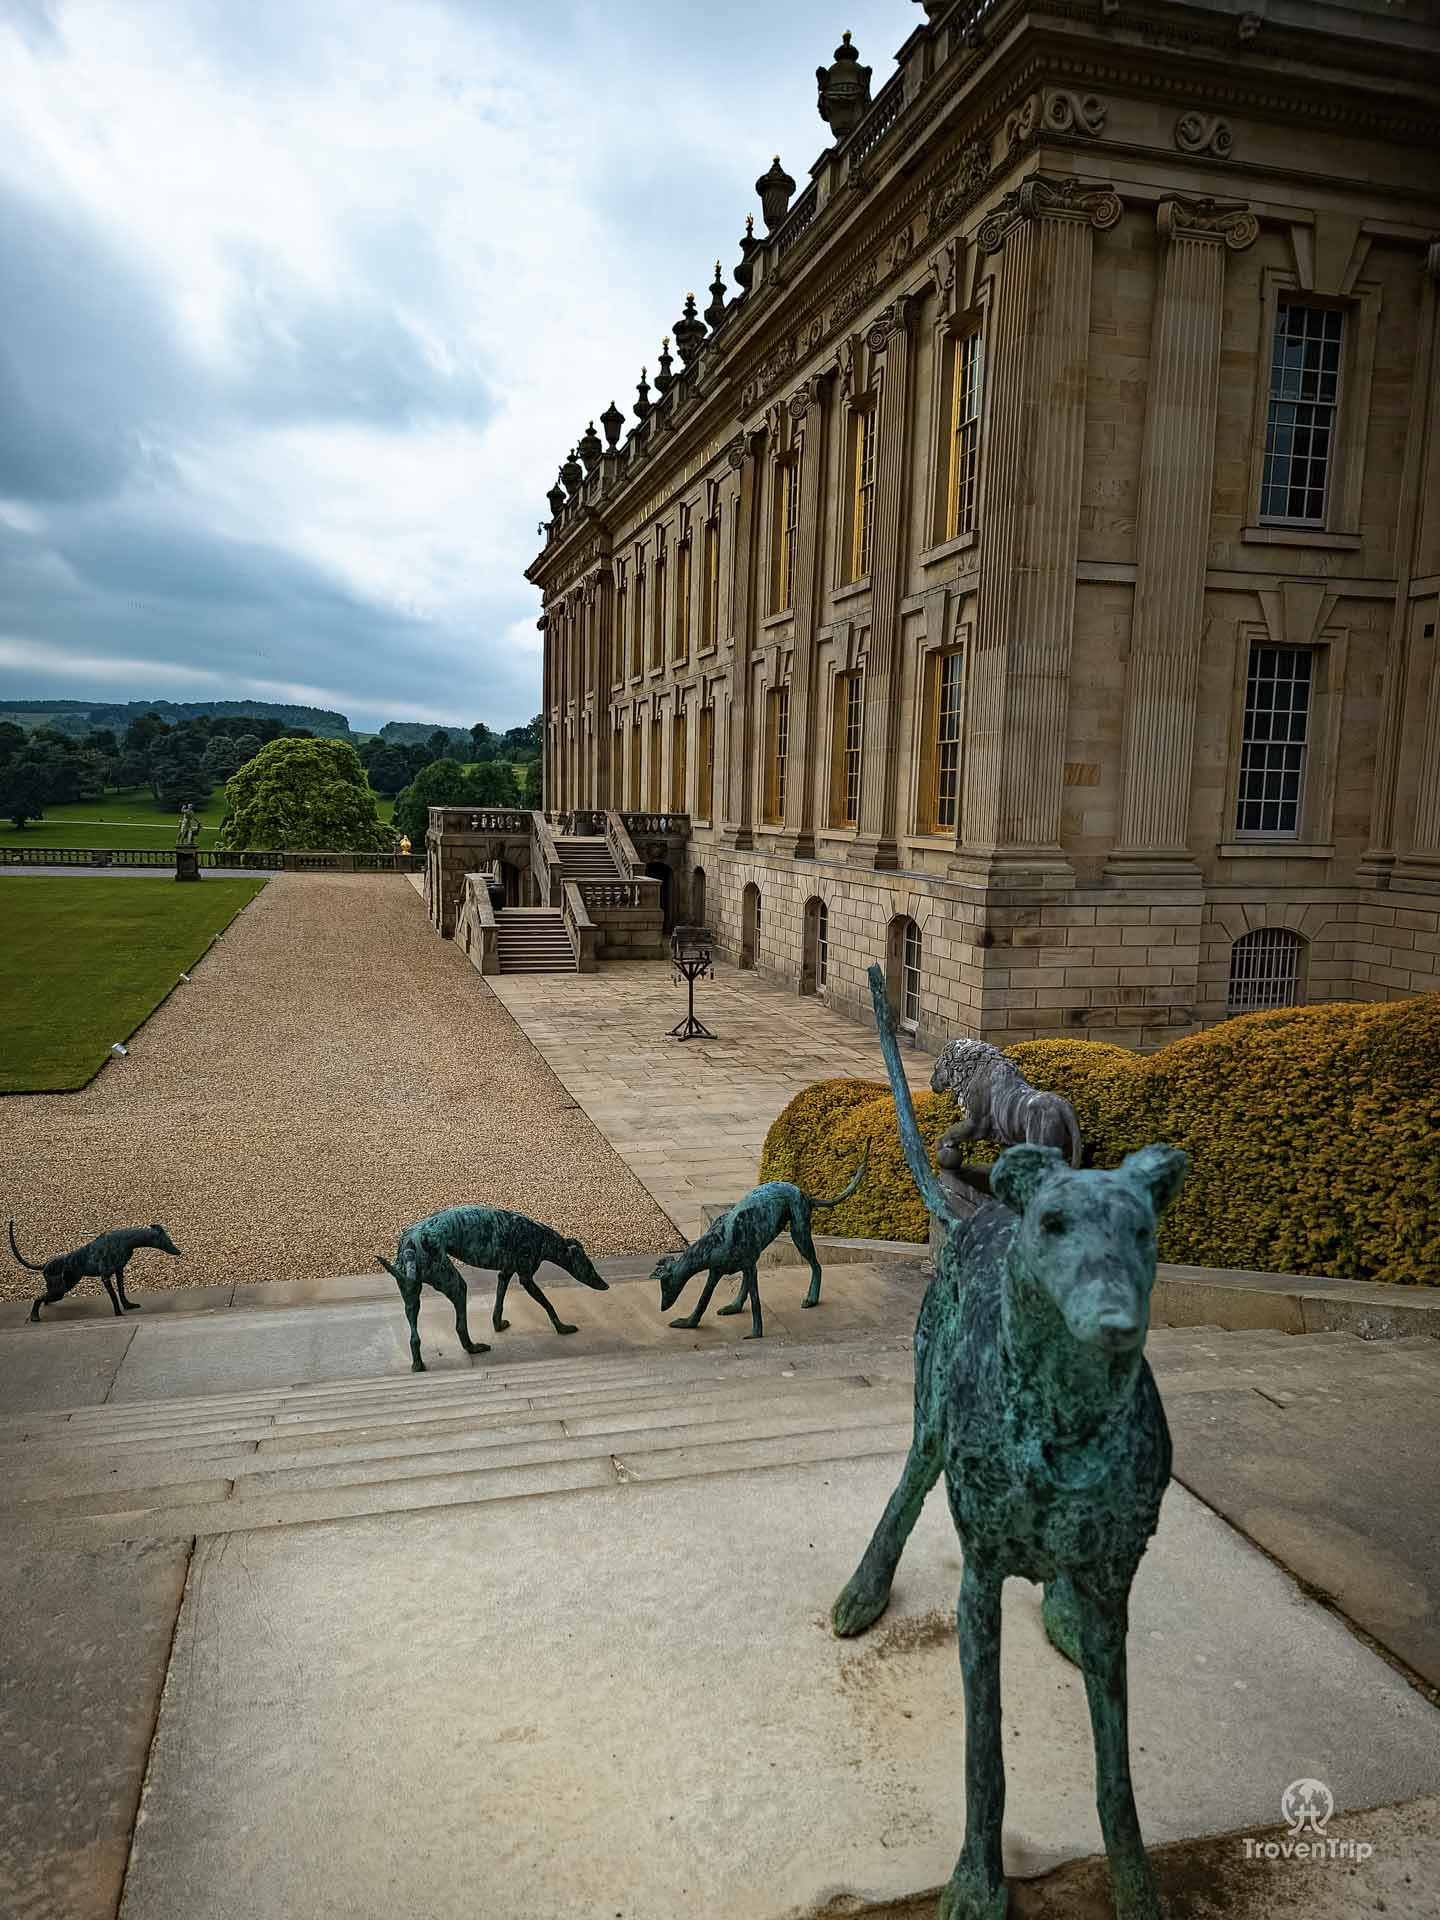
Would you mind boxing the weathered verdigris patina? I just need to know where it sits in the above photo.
[834,964,1184,1920]
[652,1147,869,1340]
[11,1220,181,1320]
[378,1206,609,1372]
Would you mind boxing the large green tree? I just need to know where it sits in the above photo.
[217,738,393,851]
[0,751,53,829]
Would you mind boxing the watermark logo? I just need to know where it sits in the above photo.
[1242,1780,1373,1866]
[1281,1778,1334,1836]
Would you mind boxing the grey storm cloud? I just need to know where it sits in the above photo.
[0,0,906,731]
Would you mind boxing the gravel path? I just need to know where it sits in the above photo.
[0,874,680,1300]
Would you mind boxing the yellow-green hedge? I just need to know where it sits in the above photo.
[759,995,1440,1283]
[759,1080,959,1242]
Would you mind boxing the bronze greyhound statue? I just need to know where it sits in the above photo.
[10,1220,181,1320]
[378,1206,608,1372]
[652,1146,869,1340]
[833,966,1185,1920]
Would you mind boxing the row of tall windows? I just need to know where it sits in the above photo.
[605,632,1307,843]
[611,520,721,685]
[614,704,715,818]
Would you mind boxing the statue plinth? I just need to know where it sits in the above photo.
[175,848,200,882]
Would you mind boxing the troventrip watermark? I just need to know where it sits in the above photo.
[1242,1780,1375,1864]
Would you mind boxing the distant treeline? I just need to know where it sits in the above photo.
[0,698,351,739]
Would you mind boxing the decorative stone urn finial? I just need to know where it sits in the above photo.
[546,476,567,518]
[634,367,652,423]
[577,420,602,474]
[816,30,872,140]
[560,447,583,495]
[756,154,796,232]
[704,261,728,331]
[599,398,625,450]
[655,335,675,397]
[735,213,760,291]
[673,292,706,367]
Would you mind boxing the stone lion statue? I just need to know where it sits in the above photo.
[930,1037,1083,1169]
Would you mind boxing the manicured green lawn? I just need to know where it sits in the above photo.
[0,876,267,1092]
[0,788,395,851]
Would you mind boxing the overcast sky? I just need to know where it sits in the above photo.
[0,0,909,732]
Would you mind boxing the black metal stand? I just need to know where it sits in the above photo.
[670,956,716,1041]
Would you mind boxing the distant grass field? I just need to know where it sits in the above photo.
[0,876,268,1092]
[0,788,396,851]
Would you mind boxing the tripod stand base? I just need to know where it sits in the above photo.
[669,1013,717,1041]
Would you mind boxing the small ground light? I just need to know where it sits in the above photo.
[110,1043,128,1056]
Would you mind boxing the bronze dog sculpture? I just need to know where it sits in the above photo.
[11,1220,181,1321]
[652,1146,869,1340]
[378,1206,608,1372]
[834,966,1184,1920]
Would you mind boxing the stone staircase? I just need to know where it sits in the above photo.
[1,1332,916,1549]
[6,1284,1440,1920]
[493,903,576,972]
[555,834,625,884]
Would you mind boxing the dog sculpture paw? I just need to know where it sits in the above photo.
[831,1574,892,1638]
[938,1870,1009,1920]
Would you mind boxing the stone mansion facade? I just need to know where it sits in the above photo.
[526,0,1440,1053]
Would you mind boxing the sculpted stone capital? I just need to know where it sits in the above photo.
[863,291,920,353]
[1157,197,1258,251]
[725,433,748,472]
[977,174,1122,254]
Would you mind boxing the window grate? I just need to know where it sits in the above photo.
[1236,645,1312,837]
[1260,305,1343,525]
[901,919,922,1028]
[816,900,828,989]
[1227,928,1303,1015]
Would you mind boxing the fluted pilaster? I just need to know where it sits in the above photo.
[1108,199,1257,878]
[957,177,1119,882]
[722,433,761,847]
[853,296,917,869]
[781,374,831,856]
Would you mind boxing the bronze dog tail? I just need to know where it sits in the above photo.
[8,1221,45,1272]
[376,1255,405,1283]
[810,1139,872,1210]
[867,964,949,1218]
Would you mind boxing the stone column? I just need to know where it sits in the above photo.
[780,372,832,858]
[1107,198,1258,883]
[1369,242,1440,882]
[722,431,762,849]
[852,297,918,871]
[592,576,614,809]
[541,609,554,813]
[954,175,1122,888]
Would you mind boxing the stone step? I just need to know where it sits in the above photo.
[0,1328,908,1423]
[4,1389,914,1515]
[9,1413,915,1549]
[0,1366,895,1459]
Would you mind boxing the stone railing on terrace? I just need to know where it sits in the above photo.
[560,881,599,972]
[578,880,646,911]
[457,872,500,975]
[619,812,691,841]
[0,847,418,872]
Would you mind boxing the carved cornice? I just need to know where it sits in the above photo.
[977,173,1123,253]
[1157,196,1258,250]
[1004,87,1107,149]
[1174,110,1233,159]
